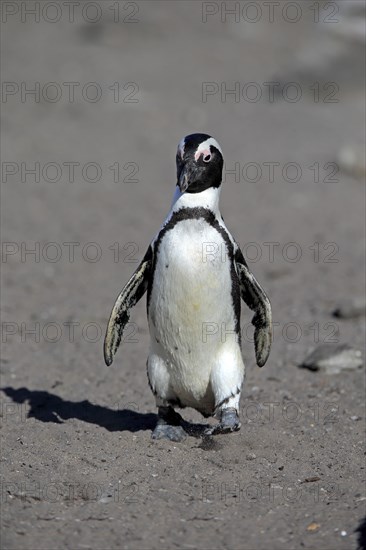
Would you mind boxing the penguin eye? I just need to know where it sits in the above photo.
[203,153,212,163]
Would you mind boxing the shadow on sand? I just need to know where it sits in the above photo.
[356,517,366,550]
[1,386,210,438]
[1,386,156,432]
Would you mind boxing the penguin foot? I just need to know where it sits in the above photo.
[152,423,187,442]
[204,408,241,436]
[151,406,187,442]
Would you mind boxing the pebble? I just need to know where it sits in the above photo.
[300,344,363,374]
[245,453,256,461]
[333,297,366,319]
[338,146,366,179]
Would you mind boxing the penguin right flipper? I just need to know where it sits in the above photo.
[234,248,272,368]
[104,246,153,366]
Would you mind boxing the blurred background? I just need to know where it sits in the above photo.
[1,1,365,549]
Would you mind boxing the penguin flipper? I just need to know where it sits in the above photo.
[104,246,153,366]
[234,248,272,367]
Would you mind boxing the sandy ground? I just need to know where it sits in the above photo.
[1,1,365,549]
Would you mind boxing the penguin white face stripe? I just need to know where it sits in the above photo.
[194,137,223,161]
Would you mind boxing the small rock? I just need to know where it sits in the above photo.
[307,522,320,532]
[333,297,366,319]
[301,476,321,483]
[338,146,366,180]
[300,344,363,374]
[246,453,256,461]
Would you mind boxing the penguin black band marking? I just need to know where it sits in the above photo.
[215,386,241,413]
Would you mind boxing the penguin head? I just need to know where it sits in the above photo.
[176,133,223,194]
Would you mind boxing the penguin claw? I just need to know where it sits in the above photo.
[151,424,187,442]
[203,422,241,436]
[204,408,241,436]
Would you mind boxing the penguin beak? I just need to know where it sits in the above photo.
[178,165,189,193]
[178,162,200,193]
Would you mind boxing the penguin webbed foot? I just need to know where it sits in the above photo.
[151,406,187,442]
[204,408,241,436]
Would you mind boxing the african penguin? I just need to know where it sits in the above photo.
[104,133,272,442]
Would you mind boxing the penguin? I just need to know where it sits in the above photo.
[104,133,272,442]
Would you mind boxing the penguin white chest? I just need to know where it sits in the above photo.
[149,217,239,357]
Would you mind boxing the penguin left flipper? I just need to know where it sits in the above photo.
[104,246,153,366]
[234,248,273,368]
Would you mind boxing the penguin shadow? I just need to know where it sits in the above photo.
[1,386,155,433]
[356,517,366,550]
[1,386,210,439]
[180,420,216,442]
